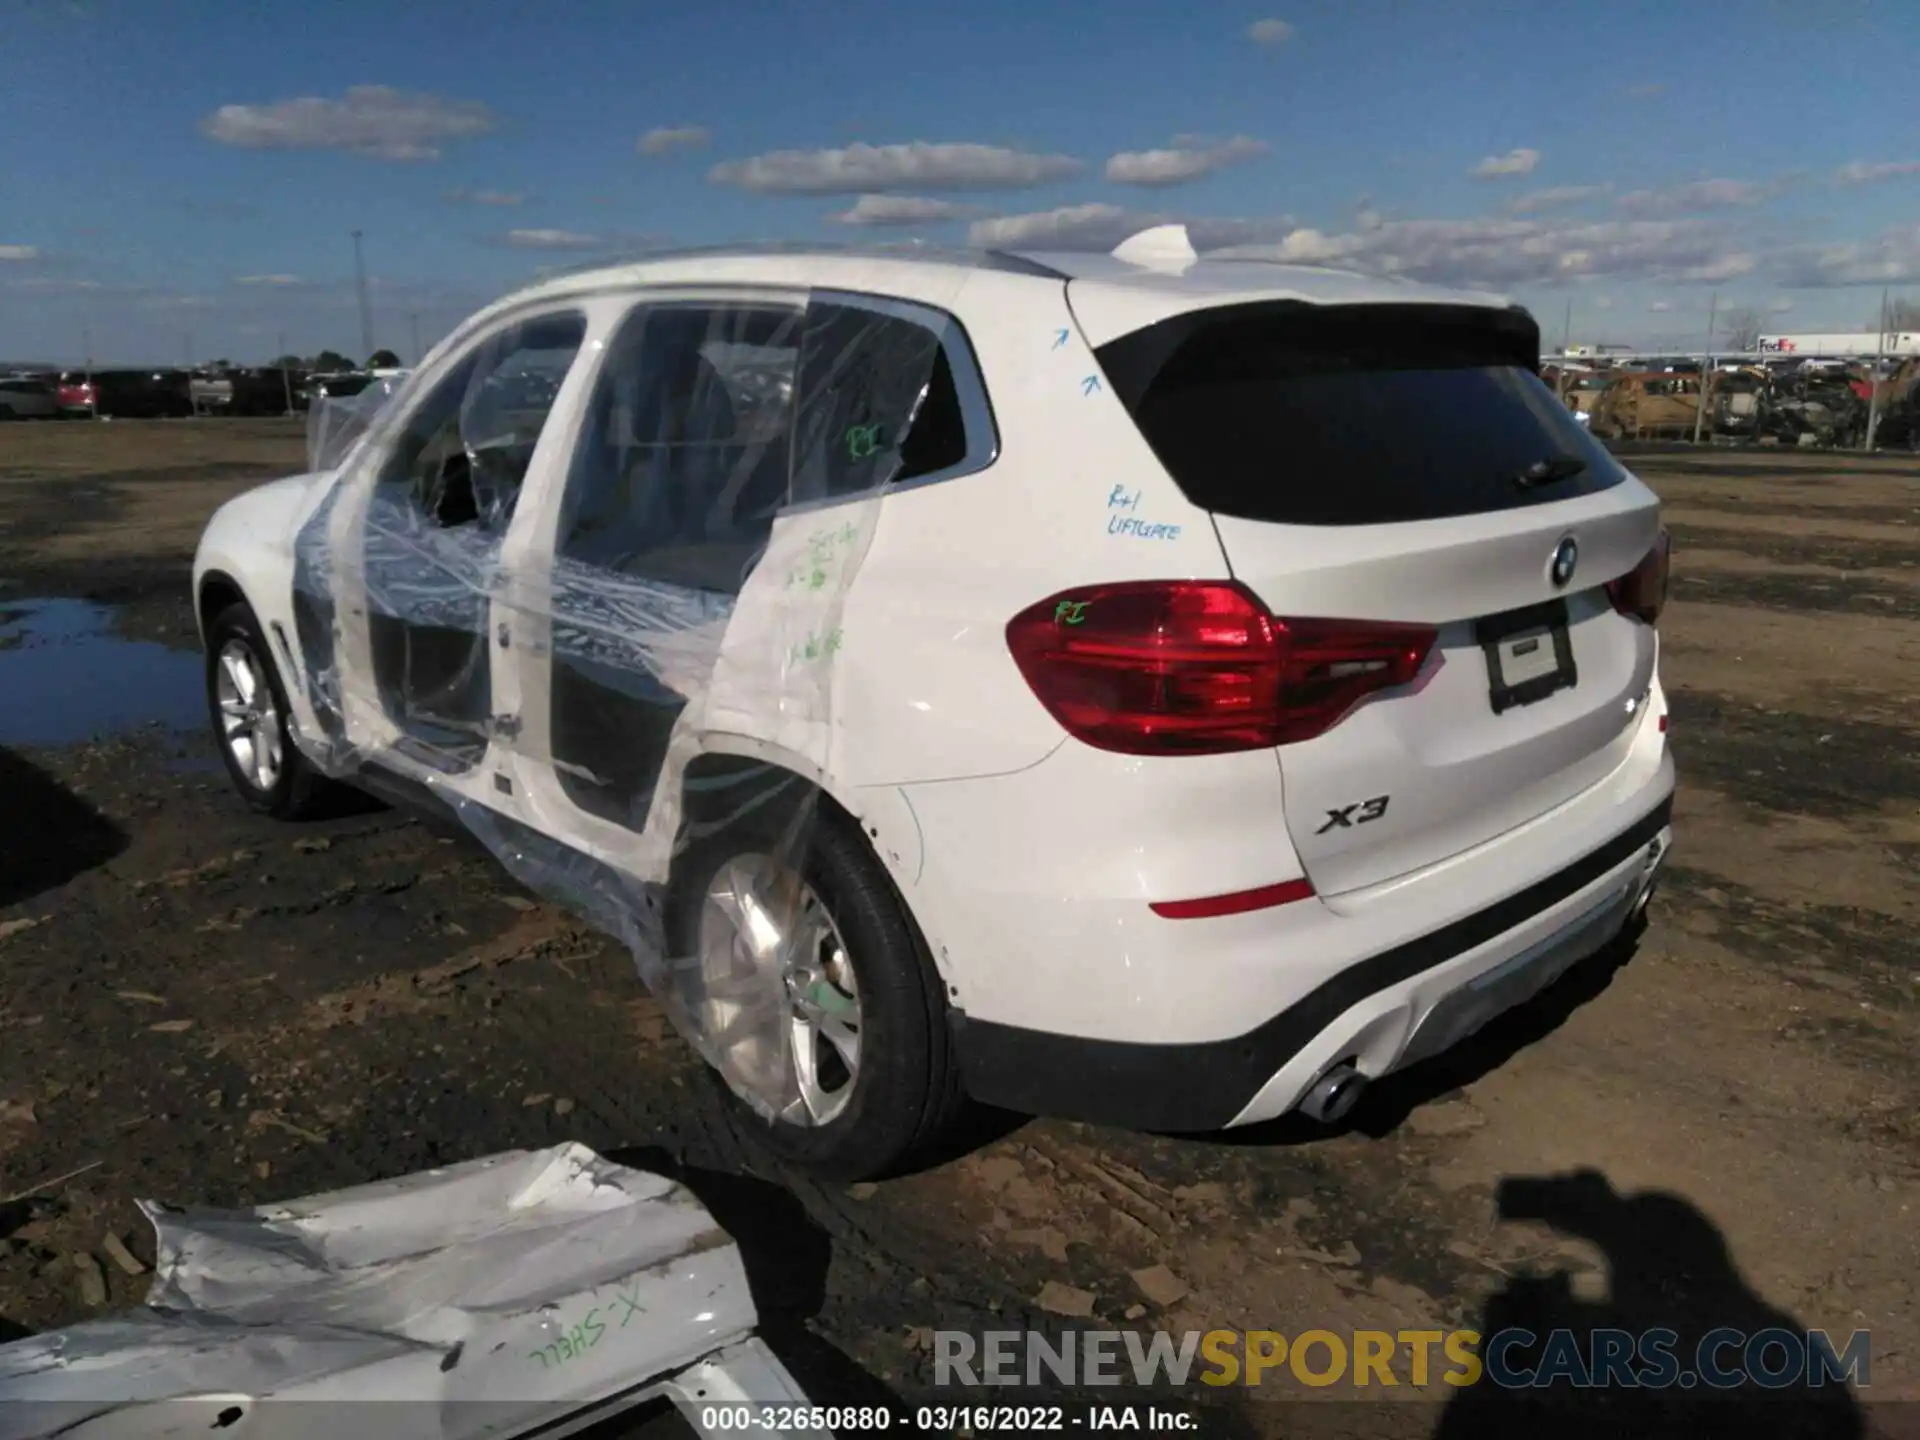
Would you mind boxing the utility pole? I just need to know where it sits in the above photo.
[351,230,374,362]
[1691,291,1718,446]
[1557,298,1574,403]
[1865,286,1890,452]
[276,329,295,416]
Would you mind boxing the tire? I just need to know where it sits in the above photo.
[666,793,967,1181]
[205,600,334,820]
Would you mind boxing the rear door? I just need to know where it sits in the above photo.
[1084,297,1663,896]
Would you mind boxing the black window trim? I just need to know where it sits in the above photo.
[596,284,1001,519]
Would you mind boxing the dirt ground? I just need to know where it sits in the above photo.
[2,419,1917,1437]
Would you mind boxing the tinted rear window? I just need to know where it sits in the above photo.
[1094,301,1627,527]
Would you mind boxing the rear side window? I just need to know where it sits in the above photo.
[1094,302,1627,527]
[790,296,988,504]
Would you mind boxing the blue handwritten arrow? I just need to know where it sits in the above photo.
[1052,328,1070,350]
[1081,374,1101,397]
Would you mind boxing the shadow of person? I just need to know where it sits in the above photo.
[0,745,129,908]
[1433,1169,1864,1439]
[607,1145,900,1414]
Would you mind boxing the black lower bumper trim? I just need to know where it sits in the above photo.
[950,794,1673,1132]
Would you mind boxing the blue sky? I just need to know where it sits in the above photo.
[4,0,1919,364]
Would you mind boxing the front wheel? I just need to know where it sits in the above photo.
[667,797,967,1180]
[204,600,336,820]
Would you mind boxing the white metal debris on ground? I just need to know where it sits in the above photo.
[0,1144,818,1439]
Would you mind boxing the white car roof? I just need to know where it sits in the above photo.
[477,227,1519,350]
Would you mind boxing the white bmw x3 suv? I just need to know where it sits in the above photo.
[193,227,1674,1179]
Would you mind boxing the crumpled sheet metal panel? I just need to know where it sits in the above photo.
[282,282,959,1124]
[0,1145,813,1439]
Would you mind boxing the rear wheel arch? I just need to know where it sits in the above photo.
[664,751,965,1178]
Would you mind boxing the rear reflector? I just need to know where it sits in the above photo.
[1658,713,1668,733]
[1149,876,1316,920]
[1005,580,1437,756]
[1607,527,1671,626]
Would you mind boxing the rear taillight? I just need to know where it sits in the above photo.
[1005,580,1437,756]
[1607,527,1671,626]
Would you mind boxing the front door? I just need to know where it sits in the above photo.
[318,307,588,791]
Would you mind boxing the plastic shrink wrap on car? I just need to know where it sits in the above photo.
[276,271,963,1126]
[306,373,412,474]
[0,1144,817,1439]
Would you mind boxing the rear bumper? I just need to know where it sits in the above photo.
[950,792,1672,1132]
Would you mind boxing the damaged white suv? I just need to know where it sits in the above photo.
[193,227,1674,1179]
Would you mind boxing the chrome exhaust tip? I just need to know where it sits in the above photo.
[1298,1063,1367,1125]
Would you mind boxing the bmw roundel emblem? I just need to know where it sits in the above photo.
[1550,537,1579,588]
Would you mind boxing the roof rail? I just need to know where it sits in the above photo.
[531,239,1070,283]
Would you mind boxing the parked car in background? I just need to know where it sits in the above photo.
[193,229,1674,1179]
[228,366,302,416]
[56,368,195,419]
[0,377,61,419]
[1587,371,1704,440]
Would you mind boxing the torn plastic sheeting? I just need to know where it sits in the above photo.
[0,1144,811,1439]
[306,374,412,475]
[282,284,961,1126]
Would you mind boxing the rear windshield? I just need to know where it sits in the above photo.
[1094,301,1627,527]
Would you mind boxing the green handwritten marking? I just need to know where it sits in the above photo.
[845,423,884,461]
[789,627,845,663]
[1054,600,1091,626]
[526,1305,608,1370]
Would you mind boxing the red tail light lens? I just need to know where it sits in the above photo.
[1607,527,1671,626]
[1005,580,1437,756]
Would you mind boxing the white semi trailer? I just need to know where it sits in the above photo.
[1758,331,1920,356]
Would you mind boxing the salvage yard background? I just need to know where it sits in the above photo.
[2,418,1917,1434]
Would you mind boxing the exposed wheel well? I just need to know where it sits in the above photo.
[197,571,246,638]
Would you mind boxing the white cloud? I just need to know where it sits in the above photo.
[199,85,495,161]
[1627,82,1666,99]
[1834,159,1920,186]
[638,125,711,156]
[236,274,301,286]
[5,276,103,293]
[1508,184,1607,214]
[1649,300,1672,312]
[1775,224,1920,287]
[1223,214,1754,289]
[709,141,1082,195]
[1594,295,1615,310]
[503,228,605,250]
[0,245,39,261]
[1105,136,1266,187]
[1617,178,1775,215]
[1472,148,1541,179]
[966,206,1297,252]
[1246,17,1294,44]
[1769,297,1795,313]
[445,188,525,206]
[827,194,973,226]
[968,204,1137,249]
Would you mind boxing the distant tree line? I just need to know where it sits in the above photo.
[264,349,403,372]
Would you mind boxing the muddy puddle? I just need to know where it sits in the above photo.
[0,597,205,747]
